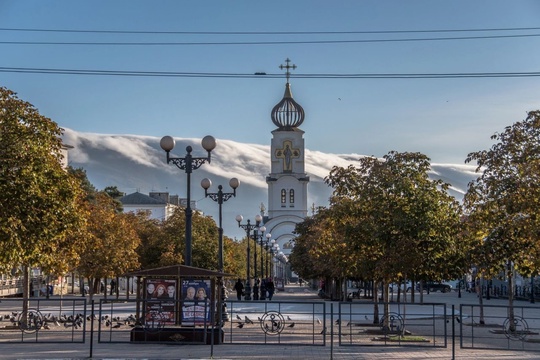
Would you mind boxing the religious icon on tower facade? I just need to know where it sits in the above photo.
[275,140,300,172]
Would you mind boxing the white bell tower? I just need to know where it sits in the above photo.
[264,59,309,258]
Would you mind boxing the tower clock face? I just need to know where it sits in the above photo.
[275,140,300,172]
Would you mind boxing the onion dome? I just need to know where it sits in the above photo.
[271,58,305,130]
[271,83,305,130]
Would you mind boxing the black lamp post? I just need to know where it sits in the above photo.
[201,177,240,322]
[270,243,279,279]
[251,224,266,300]
[265,239,276,279]
[259,233,272,300]
[160,135,216,266]
[236,214,262,300]
[531,275,535,304]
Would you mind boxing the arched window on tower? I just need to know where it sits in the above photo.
[281,189,286,207]
[289,189,295,207]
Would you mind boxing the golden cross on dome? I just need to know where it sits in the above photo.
[279,58,296,83]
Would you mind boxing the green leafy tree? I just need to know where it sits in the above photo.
[464,110,540,330]
[0,87,86,299]
[324,151,463,323]
[103,186,124,212]
[143,207,219,270]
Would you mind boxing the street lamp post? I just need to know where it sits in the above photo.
[236,214,262,301]
[272,245,280,282]
[265,239,276,279]
[251,225,266,300]
[201,177,240,322]
[271,243,279,279]
[160,135,216,267]
[260,233,272,300]
[531,276,535,304]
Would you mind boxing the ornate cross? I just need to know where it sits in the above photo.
[279,58,296,83]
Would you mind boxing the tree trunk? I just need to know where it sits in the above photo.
[383,282,390,330]
[79,275,85,296]
[23,266,30,316]
[477,275,485,325]
[507,261,515,332]
[373,282,380,324]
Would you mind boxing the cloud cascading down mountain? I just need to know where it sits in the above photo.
[62,128,479,239]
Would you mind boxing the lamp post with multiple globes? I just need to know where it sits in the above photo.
[265,238,276,279]
[236,214,262,301]
[250,224,266,300]
[201,177,239,322]
[159,135,216,266]
[259,233,272,300]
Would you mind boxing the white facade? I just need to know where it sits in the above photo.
[122,202,177,221]
[119,192,180,221]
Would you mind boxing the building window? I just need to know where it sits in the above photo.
[289,189,295,204]
[281,189,286,205]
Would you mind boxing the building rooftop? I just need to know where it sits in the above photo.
[119,192,167,205]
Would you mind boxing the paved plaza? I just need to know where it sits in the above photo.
[2,284,540,359]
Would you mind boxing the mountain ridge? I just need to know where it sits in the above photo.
[62,128,478,239]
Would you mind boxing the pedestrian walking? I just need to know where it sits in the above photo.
[110,279,116,295]
[266,277,275,300]
[234,278,244,301]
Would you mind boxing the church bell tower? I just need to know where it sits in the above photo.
[264,59,309,255]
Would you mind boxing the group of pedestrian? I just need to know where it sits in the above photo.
[234,277,275,301]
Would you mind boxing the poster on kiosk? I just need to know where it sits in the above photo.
[144,279,177,326]
[181,279,211,325]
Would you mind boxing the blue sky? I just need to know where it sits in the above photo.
[2,1,540,163]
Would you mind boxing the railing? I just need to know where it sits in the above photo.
[97,299,214,345]
[478,284,540,301]
[337,301,448,348]
[2,296,540,356]
[0,298,86,343]
[460,303,540,351]
[0,279,24,297]
[225,300,326,346]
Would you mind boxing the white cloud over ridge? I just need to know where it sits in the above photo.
[61,129,479,238]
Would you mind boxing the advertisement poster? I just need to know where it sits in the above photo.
[144,279,177,326]
[181,279,211,325]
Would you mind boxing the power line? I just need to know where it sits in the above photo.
[1,66,540,79]
[1,33,540,46]
[1,26,540,35]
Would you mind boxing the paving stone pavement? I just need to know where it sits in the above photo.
[3,284,540,359]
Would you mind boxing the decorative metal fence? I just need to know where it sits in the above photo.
[3,296,540,357]
[0,298,86,343]
[459,303,540,351]
[224,300,327,346]
[97,299,214,345]
[337,301,448,348]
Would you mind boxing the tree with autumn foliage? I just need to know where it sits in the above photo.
[301,151,463,325]
[77,191,140,299]
[139,207,219,270]
[290,205,359,300]
[464,110,540,331]
[0,87,86,300]
[223,236,247,278]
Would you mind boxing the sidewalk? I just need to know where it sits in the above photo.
[2,284,540,359]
